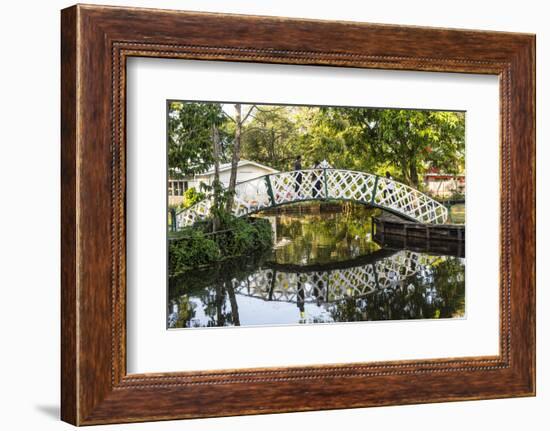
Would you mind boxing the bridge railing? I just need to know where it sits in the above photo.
[232,250,442,304]
[175,169,448,229]
[372,176,449,224]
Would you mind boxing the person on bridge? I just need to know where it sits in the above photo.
[294,155,302,198]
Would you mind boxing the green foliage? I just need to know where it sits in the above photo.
[446,190,466,202]
[241,106,300,170]
[240,105,465,186]
[318,108,465,186]
[216,217,274,256]
[169,101,465,190]
[183,187,205,208]
[293,107,376,172]
[169,229,220,275]
[168,101,228,177]
[168,217,273,275]
[195,179,234,226]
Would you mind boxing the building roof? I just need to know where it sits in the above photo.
[196,159,279,177]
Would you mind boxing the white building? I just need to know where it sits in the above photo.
[423,172,465,199]
[168,159,279,206]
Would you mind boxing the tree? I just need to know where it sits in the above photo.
[211,125,222,231]
[241,106,299,170]
[169,102,465,206]
[293,107,379,172]
[167,101,227,177]
[223,103,256,211]
[324,108,465,187]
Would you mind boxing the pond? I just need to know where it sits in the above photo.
[168,203,465,329]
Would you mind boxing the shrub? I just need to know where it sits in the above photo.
[249,217,274,250]
[217,217,273,257]
[169,229,220,275]
[447,190,465,202]
[183,187,205,208]
[168,216,273,276]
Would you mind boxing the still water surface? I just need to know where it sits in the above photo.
[168,205,465,328]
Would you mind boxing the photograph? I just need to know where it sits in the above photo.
[166,101,466,329]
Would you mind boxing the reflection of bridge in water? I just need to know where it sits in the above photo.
[232,250,443,305]
[175,169,448,228]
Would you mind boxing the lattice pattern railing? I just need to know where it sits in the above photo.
[373,176,448,224]
[232,251,441,304]
[175,169,448,229]
[269,169,327,204]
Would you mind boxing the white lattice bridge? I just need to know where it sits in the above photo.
[232,250,443,304]
[175,169,448,228]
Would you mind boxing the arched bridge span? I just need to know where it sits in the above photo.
[175,169,448,228]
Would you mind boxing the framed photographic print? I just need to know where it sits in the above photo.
[61,4,535,425]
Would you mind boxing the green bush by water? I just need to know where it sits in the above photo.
[169,216,273,275]
[169,229,220,274]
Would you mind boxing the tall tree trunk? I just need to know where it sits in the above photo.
[409,160,419,188]
[226,103,242,212]
[398,157,410,185]
[212,125,221,232]
[226,283,240,326]
[215,285,225,327]
[270,129,276,166]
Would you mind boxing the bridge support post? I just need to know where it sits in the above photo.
[265,175,276,206]
[373,264,380,290]
[169,207,177,232]
[323,168,328,199]
[371,175,379,205]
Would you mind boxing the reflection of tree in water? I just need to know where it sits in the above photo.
[169,295,196,328]
[272,206,381,266]
[168,204,464,328]
[168,250,465,328]
[327,257,465,322]
[170,276,238,329]
[168,253,270,328]
[431,257,465,317]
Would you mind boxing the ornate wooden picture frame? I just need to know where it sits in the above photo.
[61,4,535,425]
